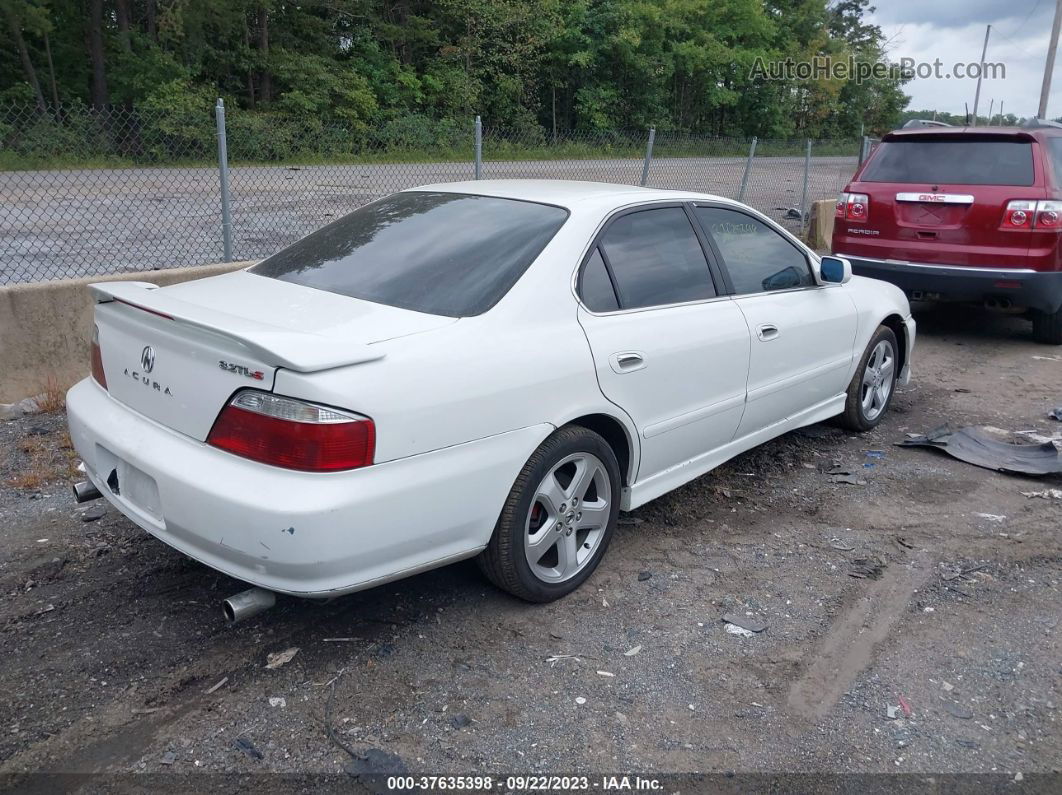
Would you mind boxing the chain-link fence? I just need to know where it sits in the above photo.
[1,101,862,285]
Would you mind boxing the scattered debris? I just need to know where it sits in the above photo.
[849,557,885,580]
[973,513,1006,523]
[33,604,55,616]
[954,388,972,394]
[265,647,299,669]
[204,676,228,695]
[899,425,1062,476]
[450,713,471,728]
[724,623,755,638]
[344,748,408,776]
[575,696,587,705]
[322,637,357,642]
[232,736,263,760]
[1022,488,1062,499]
[1049,407,1062,421]
[721,613,767,633]
[886,705,900,720]
[268,697,286,708]
[546,654,581,665]
[637,571,652,582]
[943,702,974,720]
[829,537,855,551]
[160,751,176,765]
[941,564,987,582]
[898,695,912,717]
[894,536,914,550]
[80,505,106,522]
[596,670,616,677]
[831,473,867,485]
[623,645,642,657]
[942,681,954,692]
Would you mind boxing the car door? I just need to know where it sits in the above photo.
[693,204,858,438]
[576,204,751,482]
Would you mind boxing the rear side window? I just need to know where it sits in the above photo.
[695,207,814,295]
[861,140,1034,186]
[597,208,715,310]
[251,192,568,317]
[579,248,620,312]
[1046,138,1062,185]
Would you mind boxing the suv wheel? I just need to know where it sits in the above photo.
[478,426,621,603]
[1032,307,1062,345]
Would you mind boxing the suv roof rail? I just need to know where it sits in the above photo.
[901,119,953,129]
[1020,117,1062,129]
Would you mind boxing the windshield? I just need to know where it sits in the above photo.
[862,140,1035,186]
[251,191,569,317]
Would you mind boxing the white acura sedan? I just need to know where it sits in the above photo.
[67,181,914,612]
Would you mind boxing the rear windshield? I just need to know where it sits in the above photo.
[251,192,569,317]
[861,140,1035,186]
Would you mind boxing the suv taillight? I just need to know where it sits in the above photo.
[1001,200,1062,231]
[207,390,375,472]
[836,192,869,223]
[90,325,107,389]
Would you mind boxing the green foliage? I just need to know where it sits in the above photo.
[0,0,907,162]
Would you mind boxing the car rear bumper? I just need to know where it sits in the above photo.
[67,378,547,597]
[837,255,1062,314]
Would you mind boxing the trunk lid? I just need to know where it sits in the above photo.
[836,132,1045,268]
[93,270,455,440]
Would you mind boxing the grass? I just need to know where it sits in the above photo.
[5,429,80,491]
[0,137,862,172]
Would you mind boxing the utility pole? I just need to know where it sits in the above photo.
[971,25,991,127]
[1039,0,1062,119]
[999,101,1004,125]
[988,99,994,126]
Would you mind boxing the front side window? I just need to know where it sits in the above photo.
[251,191,568,317]
[695,207,814,295]
[596,207,716,310]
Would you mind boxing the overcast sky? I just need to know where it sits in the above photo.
[868,0,1060,119]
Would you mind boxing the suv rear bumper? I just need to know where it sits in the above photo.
[838,255,1062,314]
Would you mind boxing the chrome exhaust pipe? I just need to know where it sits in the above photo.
[72,480,102,503]
[223,587,276,624]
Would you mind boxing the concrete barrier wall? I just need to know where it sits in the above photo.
[0,262,251,405]
[806,198,835,252]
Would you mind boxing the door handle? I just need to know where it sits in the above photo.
[756,324,780,341]
[609,351,647,373]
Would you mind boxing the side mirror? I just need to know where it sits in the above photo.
[820,255,852,284]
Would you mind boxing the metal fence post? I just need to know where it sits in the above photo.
[799,138,812,234]
[738,136,757,203]
[214,98,233,262]
[858,135,870,166]
[474,115,482,180]
[640,127,656,186]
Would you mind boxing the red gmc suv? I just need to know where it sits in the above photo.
[832,124,1062,343]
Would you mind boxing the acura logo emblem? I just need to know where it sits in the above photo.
[140,345,155,373]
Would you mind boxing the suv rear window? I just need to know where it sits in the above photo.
[251,191,568,317]
[861,140,1035,186]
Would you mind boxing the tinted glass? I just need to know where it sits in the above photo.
[1047,138,1062,185]
[861,140,1034,186]
[579,248,620,312]
[599,208,715,309]
[696,207,814,294]
[251,192,568,317]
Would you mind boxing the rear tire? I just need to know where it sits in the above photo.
[478,425,621,603]
[1032,308,1062,345]
[839,325,898,432]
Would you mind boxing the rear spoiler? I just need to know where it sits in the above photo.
[90,281,386,373]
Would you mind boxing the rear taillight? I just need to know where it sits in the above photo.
[90,325,107,389]
[1001,200,1062,231]
[207,391,375,472]
[836,192,869,222]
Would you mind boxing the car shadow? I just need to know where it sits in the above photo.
[910,301,1039,345]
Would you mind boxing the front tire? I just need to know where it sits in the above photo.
[478,425,621,603]
[839,325,898,431]
[1032,307,1062,345]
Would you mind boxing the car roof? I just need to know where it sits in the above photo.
[406,179,733,211]
[883,126,1062,142]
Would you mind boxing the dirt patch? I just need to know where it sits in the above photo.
[0,305,1060,780]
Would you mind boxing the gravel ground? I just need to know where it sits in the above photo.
[0,304,1060,789]
[0,156,856,284]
